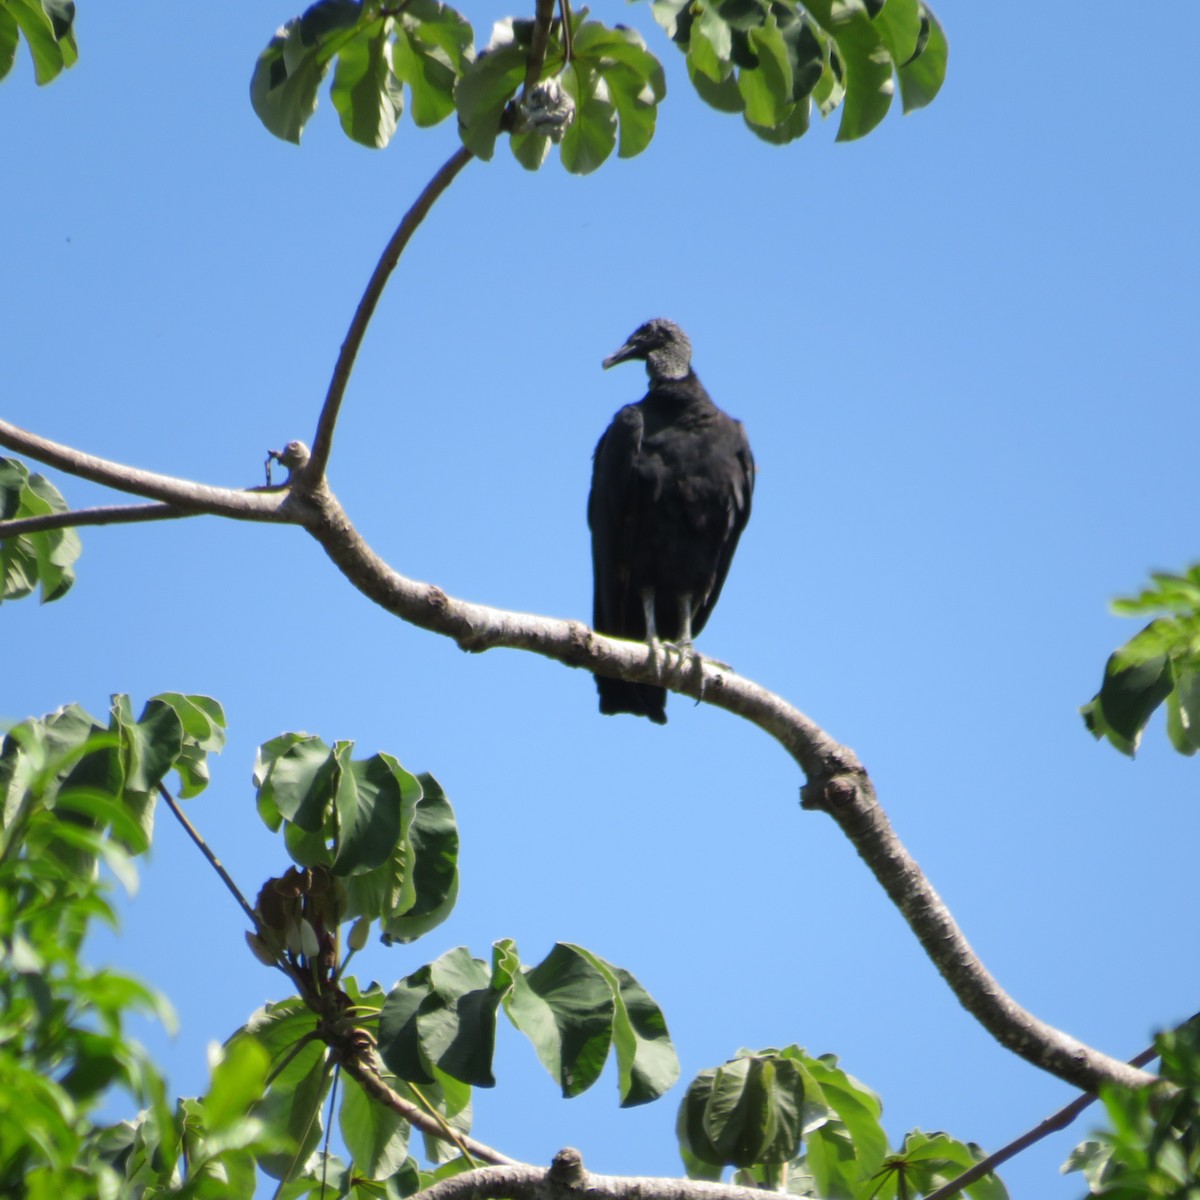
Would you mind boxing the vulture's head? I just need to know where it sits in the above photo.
[603,318,693,382]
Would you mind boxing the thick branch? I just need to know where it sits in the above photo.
[306,145,474,482]
[414,1148,771,1200]
[0,418,286,521]
[281,483,1155,1096]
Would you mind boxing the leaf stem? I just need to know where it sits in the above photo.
[157,781,258,929]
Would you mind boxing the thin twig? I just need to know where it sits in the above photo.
[523,0,557,95]
[0,502,193,538]
[157,781,259,929]
[305,145,474,482]
[923,1036,1173,1200]
[407,1080,478,1167]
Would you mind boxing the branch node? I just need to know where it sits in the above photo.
[802,773,861,812]
[547,1148,585,1187]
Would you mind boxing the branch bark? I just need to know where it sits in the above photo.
[412,1148,772,1200]
[0,418,286,521]
[271,482,1152,1095]
[0,137,1160,1101]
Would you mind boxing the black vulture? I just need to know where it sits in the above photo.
[588,319,755,724]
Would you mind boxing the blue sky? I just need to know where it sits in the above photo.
[4,2,1199,1195]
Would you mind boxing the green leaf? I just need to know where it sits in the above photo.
[804,0,895,141]
[379,948,499,1088]
[378,771,459,943]
[565,945,679,1106]
[798,1050,887,1176]
[679,1051,807,1168]
[1081,621,1175,756]
[332,748,405,875]
[252,1036,332,1181]
[896,4,948,112]
[559,62,617,175]
[687,56,744,113]
[737,15,792,128]
[254,734,336,832]
[339,1071,410,1180]
[4,0,77,86]
[454,40,526,159]
[250,0,365,144]
[0,11,20,82]
[507,943,614,1098]
[330,19,404,148]
[688,7,733,83]
[204,1038,271,1135]
[571,22,666,159]
[0,457,81,604]
[393,0,474,127]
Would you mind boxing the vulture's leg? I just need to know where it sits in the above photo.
[641,588,664,679]
[675,594,695,648]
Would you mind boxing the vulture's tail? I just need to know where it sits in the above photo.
[595,676,667,725]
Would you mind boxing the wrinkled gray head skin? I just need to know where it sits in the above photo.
[602,318,693,382]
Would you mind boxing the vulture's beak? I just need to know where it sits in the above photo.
[602,341,639,370]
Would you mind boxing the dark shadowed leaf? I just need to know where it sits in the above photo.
[680,1051,806,1167]
[1082,621,1175,756]
[507,943,614,1097]
[566,945,678,1106]
[332,747,405,874]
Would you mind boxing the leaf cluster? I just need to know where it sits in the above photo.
[0,694,233,1198]
[678,1046,1006,1198]
[653,0,944,145]
[1082,567,1200,756]
[247,0,945,168]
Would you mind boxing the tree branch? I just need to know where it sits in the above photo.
[0,502,194,538]
[0,418,287,520]
[522,0,557,95]
[158,782,259,930]
[413,1148,773,1200]
[279,483,1155,1096]
[305,144,474,483]
[338,1055,519,1167]
[924,1031,1173,1200]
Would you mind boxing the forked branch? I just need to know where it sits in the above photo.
[0,132,1160,1102]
